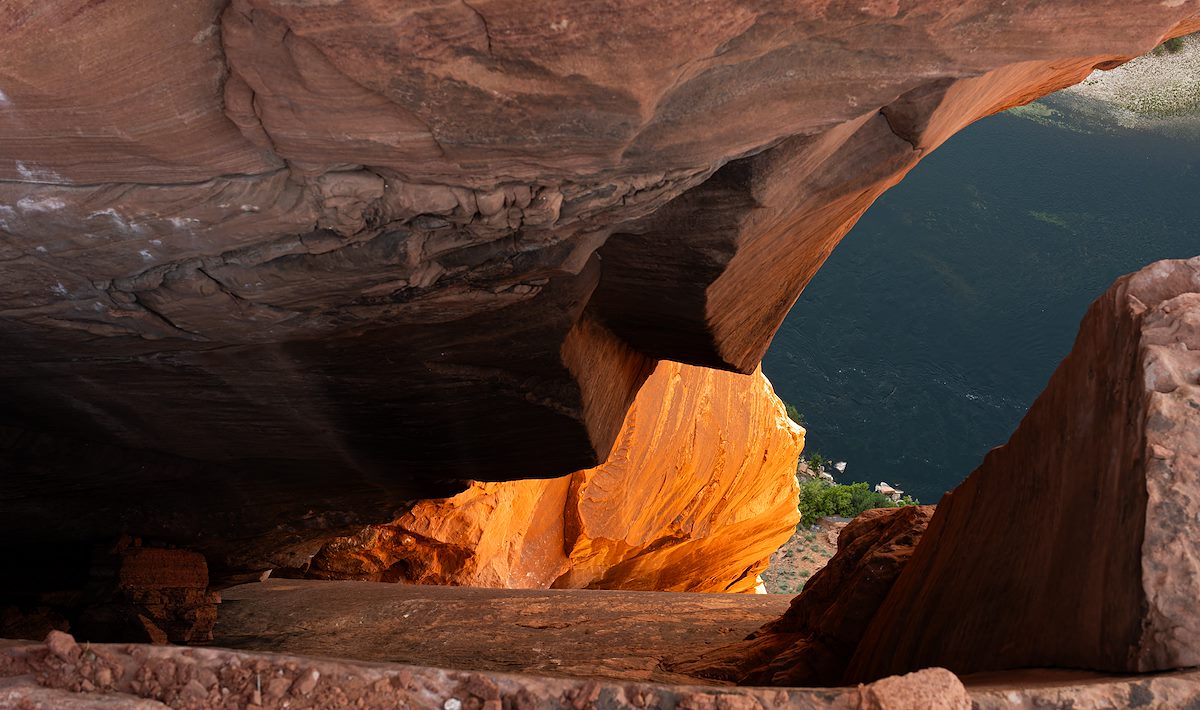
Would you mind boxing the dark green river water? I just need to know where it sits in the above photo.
[763,106,1200,503]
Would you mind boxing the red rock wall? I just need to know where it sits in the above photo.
[846,257,1200,679]
[303,362,803,593]
[3,1,1199,588]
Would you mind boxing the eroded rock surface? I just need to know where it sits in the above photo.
[3,1,1199,591]
[298,362,802,593]
[673,506,934,685]
[10,628,1200,709]
[0,630,978,710]
[847,256,1200,680]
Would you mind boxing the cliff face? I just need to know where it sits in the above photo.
[656,257,1200,687]
[845,257,1200,680]
[2,1,1199,584]
[302,363,802,594]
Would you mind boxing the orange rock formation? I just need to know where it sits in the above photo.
[302,362,803,593]
[4,0,1199,604]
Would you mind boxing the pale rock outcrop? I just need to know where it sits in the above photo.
[302,362,804,593]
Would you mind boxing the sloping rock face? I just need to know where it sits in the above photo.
[672,505,934,684]
[300,362,803,593]
[846,256,1200,680]
[2,2,1199,584]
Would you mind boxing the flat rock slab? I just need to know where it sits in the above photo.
[213,580,793,684]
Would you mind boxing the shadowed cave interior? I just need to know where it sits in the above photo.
[3,3,1200,708]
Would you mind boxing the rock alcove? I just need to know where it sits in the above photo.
[2,1,1200,707]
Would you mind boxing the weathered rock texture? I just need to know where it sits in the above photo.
[846,256,1200,680]
[299,362,802,593]
[3,2,1199,585]
[672,506,934,685]
[11,627,1200,710]
[0,631,975,710]
[215,579,792,683]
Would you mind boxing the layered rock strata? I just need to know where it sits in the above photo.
[846,256,1200,679]
[214,579,794,683]
[299,362,803,593]
[2,1,1199,586]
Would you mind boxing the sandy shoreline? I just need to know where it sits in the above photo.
[1009,33,1200,137]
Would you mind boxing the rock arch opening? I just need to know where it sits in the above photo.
[2,2,1200,707]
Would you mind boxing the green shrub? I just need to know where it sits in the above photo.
[804,452,828,473]
[784,402,805,425]
[798,478,921,526]
[1163,36,1186,54]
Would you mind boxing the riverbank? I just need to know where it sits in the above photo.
[1010,33,1200,137]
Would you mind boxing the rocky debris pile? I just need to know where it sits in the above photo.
[672,505,934,685]
[798,459,836,483]
[872,483,904,502]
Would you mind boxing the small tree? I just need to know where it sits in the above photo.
[798,479,921,525]
[806,452,827,473]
